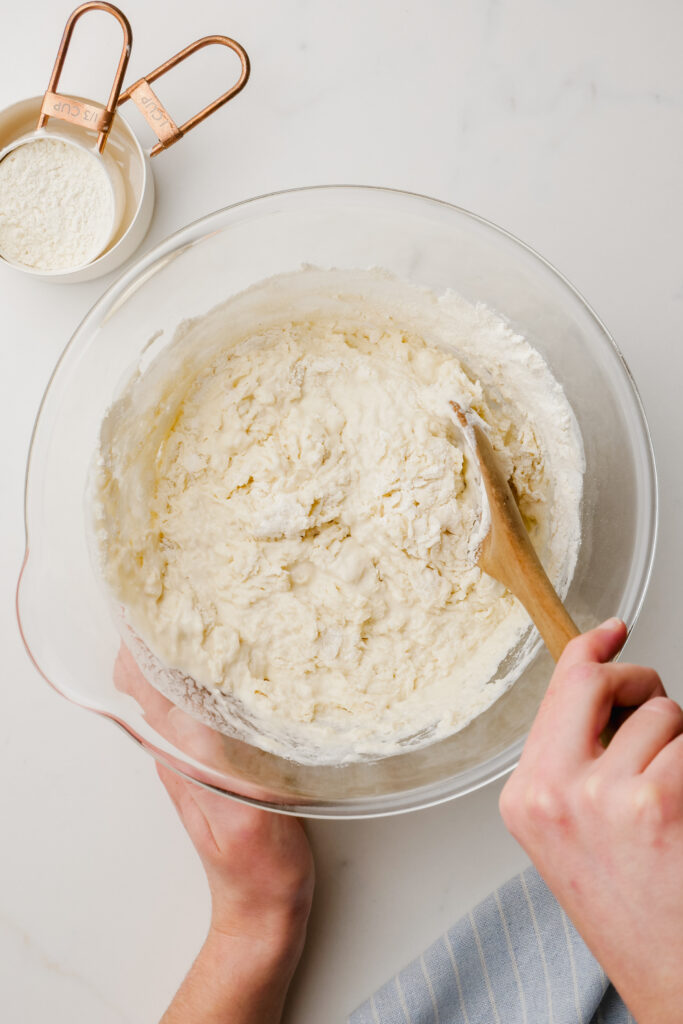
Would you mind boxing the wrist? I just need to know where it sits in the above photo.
[160,926,302,1024]
[208,902,309,978]
[209,878,313,967]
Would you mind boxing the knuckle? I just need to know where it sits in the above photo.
[523,782,567,827]
[581,771,604,808]
[631,779,670,826]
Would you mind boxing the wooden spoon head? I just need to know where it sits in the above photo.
[449,400,524,587]
[449,400,579,661]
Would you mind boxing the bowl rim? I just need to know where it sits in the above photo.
[16,183,659,818]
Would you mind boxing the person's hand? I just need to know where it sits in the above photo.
[157,766,314,1024]
[499,619,683,1024]
[158,762,314,963]
[114,646,314,1024]
[156,770,313,1024]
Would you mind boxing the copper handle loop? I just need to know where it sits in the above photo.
[118,35,250,157]
[37,1,132,153]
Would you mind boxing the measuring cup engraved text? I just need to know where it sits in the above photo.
[44,96,114,131]
[38,1,132,153]
[0,7,251,280]
[126,80,179,146]
[118,35,250,156]
[138,96,173,129]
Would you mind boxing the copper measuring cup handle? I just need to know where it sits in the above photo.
[118,35,251,157]
[37,1,132,153]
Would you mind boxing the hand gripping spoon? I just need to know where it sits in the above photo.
[450,401,580,661]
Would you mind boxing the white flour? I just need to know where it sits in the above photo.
[0,137,114,271]
[94,268,585,764]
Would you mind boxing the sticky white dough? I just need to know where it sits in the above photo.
[94,268,584,763]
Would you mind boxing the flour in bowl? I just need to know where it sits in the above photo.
[0,138,114,271]
[92,268,584,763]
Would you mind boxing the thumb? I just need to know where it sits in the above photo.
[557,617,627,671]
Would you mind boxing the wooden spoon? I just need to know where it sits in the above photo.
[450,401,579,662]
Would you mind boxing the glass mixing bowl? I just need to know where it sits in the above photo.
[17,186,657,818]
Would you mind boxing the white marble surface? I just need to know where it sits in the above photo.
[1,1,682,1020]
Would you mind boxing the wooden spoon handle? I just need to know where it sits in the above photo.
[504,547,580,662]
[459,410,580,662]
[449,402,618,746]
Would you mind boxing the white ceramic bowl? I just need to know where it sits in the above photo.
[0,97,154,282]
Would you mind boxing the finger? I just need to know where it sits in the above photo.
[524,662,665,766]
[156,763,219,853]
[599,696,683,775]
[554,618,627,676]
[644,730,683,791]
[527,619,627,753]
[166,707,229,769]
[114,644,174,726]
[189,777,271,843]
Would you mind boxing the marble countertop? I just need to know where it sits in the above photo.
[1,1,682,1020]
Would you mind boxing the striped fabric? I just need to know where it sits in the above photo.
[349,866,634,1024]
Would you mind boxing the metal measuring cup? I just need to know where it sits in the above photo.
[0,1,250,282]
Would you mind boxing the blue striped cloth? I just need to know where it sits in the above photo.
[349,866,634,1024]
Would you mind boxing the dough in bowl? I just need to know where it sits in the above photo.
[93,268,584,763]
